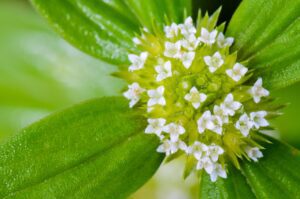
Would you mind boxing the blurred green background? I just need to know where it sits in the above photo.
[1,0,300,198]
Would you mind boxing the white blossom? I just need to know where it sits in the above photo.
[250,111,269,129]
[245,146,263,162]
[155,61,172,81]
[226,63,248,82]
[132,37,141,45]
[204,52,224,73]
[210,164,227,182]
[123,83,145,108]
[164,23,179,38]
[147,86,166,106]
[221,94,242,116]
[157,139,187,156]
[197,111,223,135]
[196,156,215,174]
[190,141,209,160]
[179,17,196,36]
[164,41,182,58]
[235,113,253,137]
[213,105,229,124]
[217,32,234,48]
[199,28,218,45]
[184,87,207,109]
[181,34,200,51]
[128,52,148,71]
[249,78,270,103]
[181,52,195,69]
[145,118,166,139]
[207,144,224,162]
[163,123,186,142]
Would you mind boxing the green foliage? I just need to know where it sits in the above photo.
[30,0,192,64]
[0,97,164,199]
[199,138,300,199]
[227,0,300,90]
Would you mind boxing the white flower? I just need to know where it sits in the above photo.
[249,78,270,103]
[157,139,187,156]
[204,52,224,73]
[155,61,172,81]
[128,52,148,71]
[164,23,179,38]
[226,63,248,82]
[132,37,141,45]
[184,87,207,109]
[210,164,227,182]
[245,146,263,162]
[213,105,229,124]
[145,118,166,139]
[197,111,223,135]
[163,123,186,142]
[221,94,242,116]
[196,156,215,174]
[190,141,209,160]
[197,111,214,133]
[250,111,269,129]
[217,32,234,48]
[123,83,145,108]
[164,41,182,58]
[147,86,166,106]
[235,113,253,137]
[179,17,196,36]
[199,28,218,45]
[181,34,200,51]
[181,52,195,69]
[207,144,224,162]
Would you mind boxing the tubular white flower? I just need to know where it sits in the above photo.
[147,86,166,106]
[155,61,172,81]
[196,156,215,174]
[213,105,229,124]
[181,34,200,51]
[123,82,145,108]
[197,111,214,133]
[191,141,209,160]
[221,94,242,116]
[145,118,166,138]
[204,52,224,73]
[164,23,179,38]
[184,86,207,109]
[245,146,263,162]
[235,113,253,137]
[210,164,227,182]
[164,41,182,58]
[249,78,270,103]
[226,63,248,82]
[207,144,224,162]
[250,111,269,129]
[157,139,187,156]
[217,32,234,48]
[199,28,218,45]
[163,123,186,142]
[128,52,148,71]
[179,17,196,36]
[181,51,195,69]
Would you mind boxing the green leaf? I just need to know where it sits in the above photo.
[227,0,300,90]
[199,138,300,198]
[0,97,164,199]
[0,2,124,141]
[30,0,192,64]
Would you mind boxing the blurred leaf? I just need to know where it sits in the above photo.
[0,2,124,141]
[0,97,163,199]
[30,0,192,64]
[227,0,300,90]
[199,138,300,198]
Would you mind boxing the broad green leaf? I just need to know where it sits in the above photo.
[199,138,300,198]
[0,2,124,141]
[30,0,192,64]
[0,97,164,198]
[227,0,300,90]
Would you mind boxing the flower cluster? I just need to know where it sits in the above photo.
[120,13,278,182]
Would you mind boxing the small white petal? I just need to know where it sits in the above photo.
[147,86,166,106]
[235,113,253,137]
[164,41,182,58]
[181,51,195,69]
[249,78,270,103]
[221,94,242,116]
[132,37,141,45]
[123,83,145,108]
[145,118,166,138]
[226,63,248,82]
[213,105,229,124]
[184,86,207,109]
[204,52,224,73]
[250,111,269,129]
[128,52,148,71]
[199,28,218,45]
[179,17,196,36]
[164,23,179,38]
[210,164,227,182]
[217,32,234,48]
[197,111,214,133]
[245,146,263,162]
[155,61,172,81]
[181,34,200,51]
[163,123,185,142]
